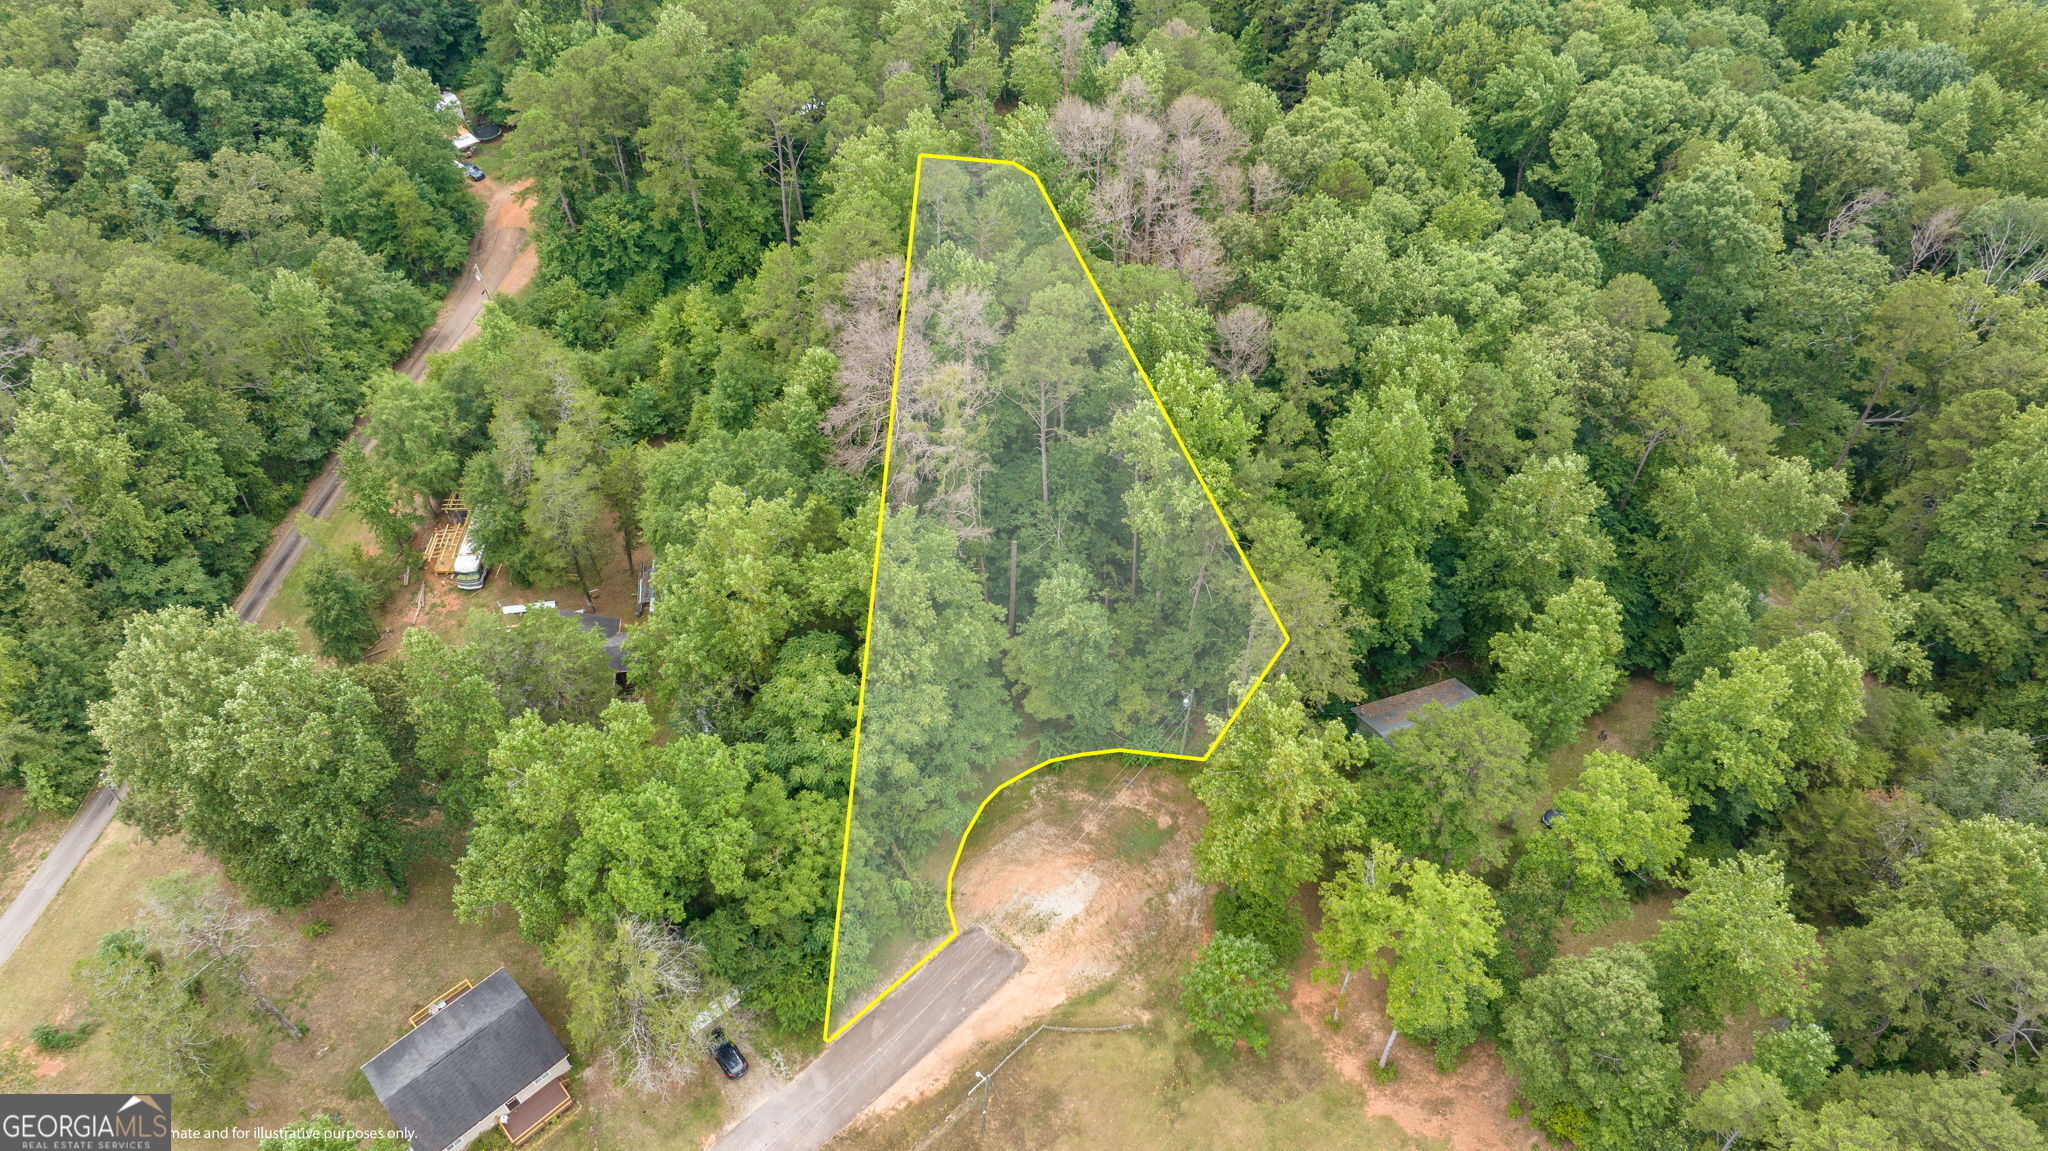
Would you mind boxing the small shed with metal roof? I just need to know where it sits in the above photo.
[1351,678,1479,743]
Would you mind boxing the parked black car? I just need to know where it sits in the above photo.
[709,1027,747,1079]
[455,160,485,181]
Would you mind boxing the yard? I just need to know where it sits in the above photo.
[827,679,1715,1151]
[827,756,1547,1151]
[1543,675,1672,797]
[0,819,766,1149]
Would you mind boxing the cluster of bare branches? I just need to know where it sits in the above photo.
[609,917,710,1095]
[140,872,303,1038]
[1214,303,1272,379]
[1048,73,1256,297]
[892,282,1005,537]
[823,257,917,475]
[1963,198,2048,291]
[824,256,1010,540]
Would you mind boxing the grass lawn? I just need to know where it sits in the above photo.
[255,505,380,651]
[1543,675,1672,798]
[836,962,1445,1151]
[0,821,757,1149]
[0,823,216,1094]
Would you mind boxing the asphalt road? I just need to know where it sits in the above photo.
[0,178,531,977]
[0,783,120,971]
[713,929,1023,1151]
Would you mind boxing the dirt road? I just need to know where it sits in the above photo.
[232,175,535,624]
[711,929,1023,1151]
[0,177,535,975]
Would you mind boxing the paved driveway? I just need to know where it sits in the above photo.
[712,929,1022,1151]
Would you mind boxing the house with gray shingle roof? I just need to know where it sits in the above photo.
[362,968,573,1151]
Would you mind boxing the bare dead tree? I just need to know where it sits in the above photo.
[823,259,924,474]
[140,872,304,1039]
[1049,83,1244,298]
[1906,204,1964,276]
[1820,188,1889,244]
[1964,199,2048,291]
[1215,303,1272,379]
[610,917,711,1095]
[1036,0,1096,95]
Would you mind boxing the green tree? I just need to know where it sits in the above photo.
[1944,924,2048,1070]
[1654,648,1796,818]
[1320,385,1466,660]
[1519,752,1690,932]
[394,628,503,825]
[301,546,383,662]
[1384,697,1536,871]
[360,370,464,506]
[1180,932,1289,1055]
[1649,854,1821,1028]
[1755,562,1929,685]
[1637,448,1846,631]
[1667,580,1759,689]
[1912,406,2048,708]
[1892,816,2048,937]
[1822,905,1970,1067]
[1314,842,1503,1064]
[630,486,851,721]
[1687,1062,1794,1151]
[1754,1022,1838,1104]
[464,607,615,725]
[1912,727,2048,826]
[1501,944,1683,1151]
[1455,453,1615,647]
[1490,578,1626,751]
[455,702,752,941]
[1191,679,1362,904]
[1004,561,1117,747]
[90,609,414,907]
[1811,1071,2047,1151]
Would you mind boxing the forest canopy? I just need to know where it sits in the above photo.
[16,0,2048,1141]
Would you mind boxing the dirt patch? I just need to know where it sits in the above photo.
[1556,889,1679,958]
[1683,1013,1764,1093]
[1290,961,1549,1151]
[1545,676,1672,797]
[377,514,645,656]
[492,179,540,297]
[850,763,1554,1150]
[861,764,1204,1116]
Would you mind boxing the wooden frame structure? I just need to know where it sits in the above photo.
[424,494,470,576]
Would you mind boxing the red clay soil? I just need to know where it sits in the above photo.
[1290,960,1553,1151]
[857,769,1554,1151]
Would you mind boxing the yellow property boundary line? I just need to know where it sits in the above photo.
[822,154,1292,1043]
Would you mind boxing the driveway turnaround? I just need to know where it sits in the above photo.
[713,928,1023,1151]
